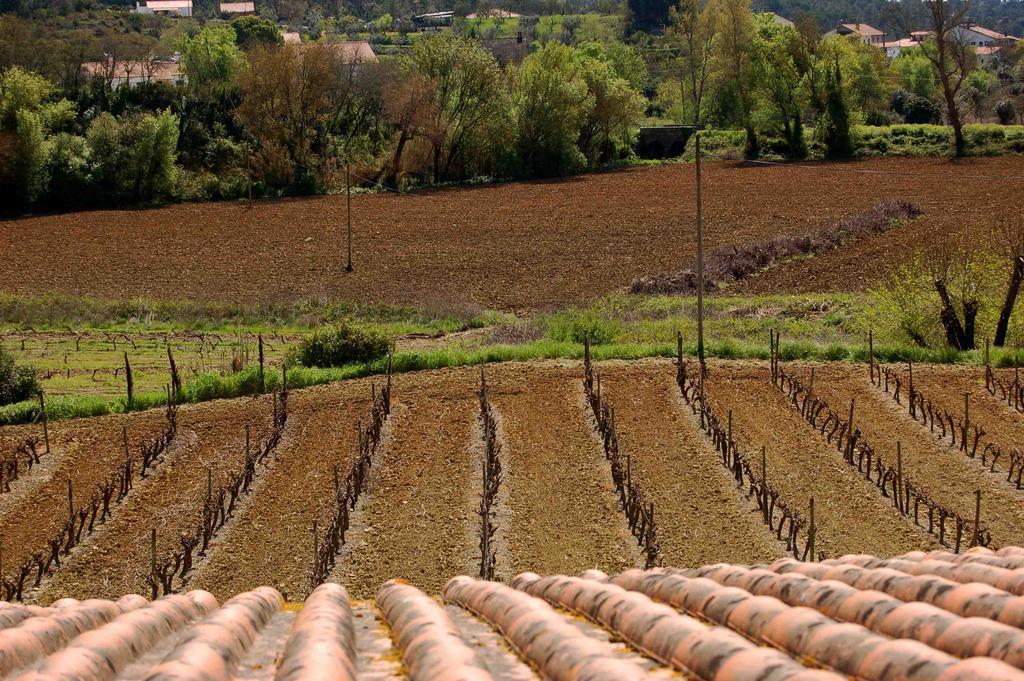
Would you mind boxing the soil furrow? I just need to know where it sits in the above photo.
[488,362,639,576]
[186,381,377,602]
[329,368,478,599]
[599,359,783,567]
[33,395,275,602]
[703,361,936,560]
[809,363,1024,549]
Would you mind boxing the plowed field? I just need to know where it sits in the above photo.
[5,358,1023,605]
[2,157,1022,309]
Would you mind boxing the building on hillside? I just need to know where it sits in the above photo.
[219,1,254,14]
[883,37,919,58]
[326,40,378,64]
[132,0,192,16]
[769,12,793,28]
[829,22,885,46]
[81,57,185,89]
[282,31,301,43]
[465,9,519,18]
[481,32,528,66]
[413,10,453,29]
[957,24,1020,49]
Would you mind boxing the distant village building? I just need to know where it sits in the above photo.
[413,11,454,29]
[882,37,919,58]
[132,0,192,16]
[219,1,255,14]
[326,40,378,64]
[769,12,793,28]
[829,22,885,46]
[281,31,301,44]
[81,56,185,88]
[481,32,528,66]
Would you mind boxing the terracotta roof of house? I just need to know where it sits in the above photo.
[839,22,884,37]
[219,1,254,12]
[976,45,1003,55]
[281,31,301,43]
[969,25,1018,41]
[883,38,920,49]
[325,40,377,64]
[480,37,528,66]
[80,59,183,82]
[9,546,1024,680]
[465,9,519,18]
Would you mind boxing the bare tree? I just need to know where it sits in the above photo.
[894,0,975,157]
[381,69,438,187]
[995,219,1024,347]
[928,239,981,350]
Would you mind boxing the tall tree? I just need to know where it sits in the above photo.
[893,0,974,157]
[667,0,717,125]
[711,0,757,156]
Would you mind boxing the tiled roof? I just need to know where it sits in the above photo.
[969,26,1018,41]
[219,1,254,11]
[840,22,884,36]
[145,0,192,8]
[5,547,1024,679]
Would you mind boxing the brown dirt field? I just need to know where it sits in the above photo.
[329,367,479,599]
[805,363,1024,550]
[33,394,275,602]
[487,362,641,576]
[186,380,381,602]
[703,360,938,559]
[0,409,169,572]
[3,157,1023,310]
[597,359,783,567]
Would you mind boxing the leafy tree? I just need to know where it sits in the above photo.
[573,50,646,163]
[231,16,283,50]
[752,15,807,158]
[86,110,179,204]
[407,33,507,181]
[996,99,1017,125]
[819,61,853,159]
[513,42,594,176]
[179,25,244,99]
[0,66,53,130]
[903,94,941,124]
[710,0,757,156]
[666,0,717,125]
[893,49,938,100]
[0,345,38,407]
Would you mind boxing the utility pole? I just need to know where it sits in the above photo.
[345,159,354,273]
[695,129,705,374]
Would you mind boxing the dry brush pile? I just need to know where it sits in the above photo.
[307,364,392,591]
[1,402,178,601]
[676,337,815,560]
[583,339,661,569]
[630,199,921,295]
[773,358,991,552]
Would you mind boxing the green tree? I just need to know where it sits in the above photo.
[408,33,507,181]
[0,66,54,130]
[893,49,938,100]
[710,0,757,156]
[666,0,717,125]
[12,109,47,205]
[231,16,283,50]
[752,16,807,158]
[819,61,853,159]
[573,50,646,163]
[86,110,179,204]
[513,43,594,176]
[179,25,244,99]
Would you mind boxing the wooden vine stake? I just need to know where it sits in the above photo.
[972,490,982,548]
[167,345,181,403]
[808,497,816,562]
[124,352,134,410]
[38,390,50,454]
[149,528,158,599]
[258,334,265,393]
[67,478,74,519]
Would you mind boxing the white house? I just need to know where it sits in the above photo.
[883,38,919,58]
[219,1,254,14]
[133,0,192,16]
[830,22,885,46]
[82,57,185,89]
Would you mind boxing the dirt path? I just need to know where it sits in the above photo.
[488,362,640,576]
[0,410,169,575]
[804,363,1024,549]
[33,395,275,601]
[703,361,936,560]
[329,368,479,599]
[598,359,783,567]
[186,380,383,602]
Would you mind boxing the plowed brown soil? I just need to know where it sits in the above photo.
[3,158,1022,309]
[33,394,275,601]
[702,361,937,559]
[487,362,640,575]
[0,409,169,572]
[597,359,783,566]
[805,363,1024,550]
[330,367,479,599]
[187,379,381,601]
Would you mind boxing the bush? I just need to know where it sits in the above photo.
[903,96,941,125]
[545,310,621,345]
[289,323,391,368]
[0,345,38,406]
[996,100,1017,126]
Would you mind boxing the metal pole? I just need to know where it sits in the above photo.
[345,160,353,273]
[695,131,705,373]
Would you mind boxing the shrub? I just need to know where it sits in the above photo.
[0,345,38,406]
[996,100,1017,126]
[289,323,391,368]
[545,310,621,345]
[903,96,941,125]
